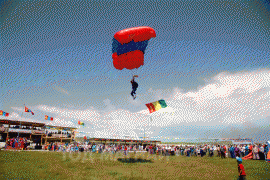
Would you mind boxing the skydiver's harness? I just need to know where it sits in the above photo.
[131,80,138,90]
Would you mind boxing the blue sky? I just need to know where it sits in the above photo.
[1,0,270,143]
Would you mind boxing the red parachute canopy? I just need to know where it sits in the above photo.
[112,26,156,70]
[112,50,144,70]
[114,26,156,45]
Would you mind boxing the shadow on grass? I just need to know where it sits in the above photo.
[117,158,153,163]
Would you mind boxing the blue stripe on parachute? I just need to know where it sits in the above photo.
[112,38,149,55]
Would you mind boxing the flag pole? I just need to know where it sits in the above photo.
[144,126,145,140]
[18,104,25,138]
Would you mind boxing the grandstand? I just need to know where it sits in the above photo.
[0,119,77,145]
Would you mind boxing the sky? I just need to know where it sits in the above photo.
[1,0,270,143]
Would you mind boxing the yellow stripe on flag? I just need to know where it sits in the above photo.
[152,101,162,111]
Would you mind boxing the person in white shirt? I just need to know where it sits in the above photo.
[96,145,99,153]
[170,146,175,156]
[162,146,165,156]
[197,147,201,157]
[240,146,245,157]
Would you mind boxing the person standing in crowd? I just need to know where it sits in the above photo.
[154,145,157,154]
[221,145,226,159]
[99,144,103,154]
[253,145,259,160]
[156,145,159,155]
[92,144,96,153]
[217,145,221,157]
[149,144,152,155]
[190,146,194,157]
[203,146,207,157]
[249,144,253,154]
[180,146,183,156]
[186,146,190,157]
[265,143,269,162]
[259,144,264,160]
[207,145,210,157]
[124,145,128,156]
[210,146,214,157]
[200,146,204,157]
[236,157,246,180]
[225,144,228,158]
[245,145,249,156]
[196,146,200,157]
[162,145,165,155]
[235,145,240,158]
[230,145,235,158]
[241,145,245,157]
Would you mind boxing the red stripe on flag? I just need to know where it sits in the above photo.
[146,103,156,113]
[145,103,152,113]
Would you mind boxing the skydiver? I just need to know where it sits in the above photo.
[131,75,138,100]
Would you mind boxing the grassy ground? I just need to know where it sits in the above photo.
[0,150,269,180]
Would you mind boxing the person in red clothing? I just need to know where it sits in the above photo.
[124,145,128,156]
[249,144,253,153]
[149,144,153,155]
[236,157,246,180]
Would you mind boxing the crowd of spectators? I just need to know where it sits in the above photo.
[5,137,30,150]
[2,135,269,161]
[42,142,269,161]
[46,131,72,138]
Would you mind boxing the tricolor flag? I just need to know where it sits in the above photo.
[45,115,53,121]
[25,106,34,115]
[145,99,167,113]
[78,121,84,126]
[0,110,9,117]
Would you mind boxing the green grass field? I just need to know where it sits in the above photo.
[0,150,269,180]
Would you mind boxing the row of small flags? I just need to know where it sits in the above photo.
[45,115,54,121]
[0,110,9,117]
[1,107,53,121]
[25,106,54,121]
[25,106,34,115]
[27,106,86,124]
[1,106,87,126]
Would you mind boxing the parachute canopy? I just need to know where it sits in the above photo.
[112,26,156,70]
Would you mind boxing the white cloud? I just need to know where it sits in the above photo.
[8,111,44,124]
[52,85,69,95]
[38,105,101,123]
[8,69,270,142]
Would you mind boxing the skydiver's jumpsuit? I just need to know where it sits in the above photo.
[131,79,138,98]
